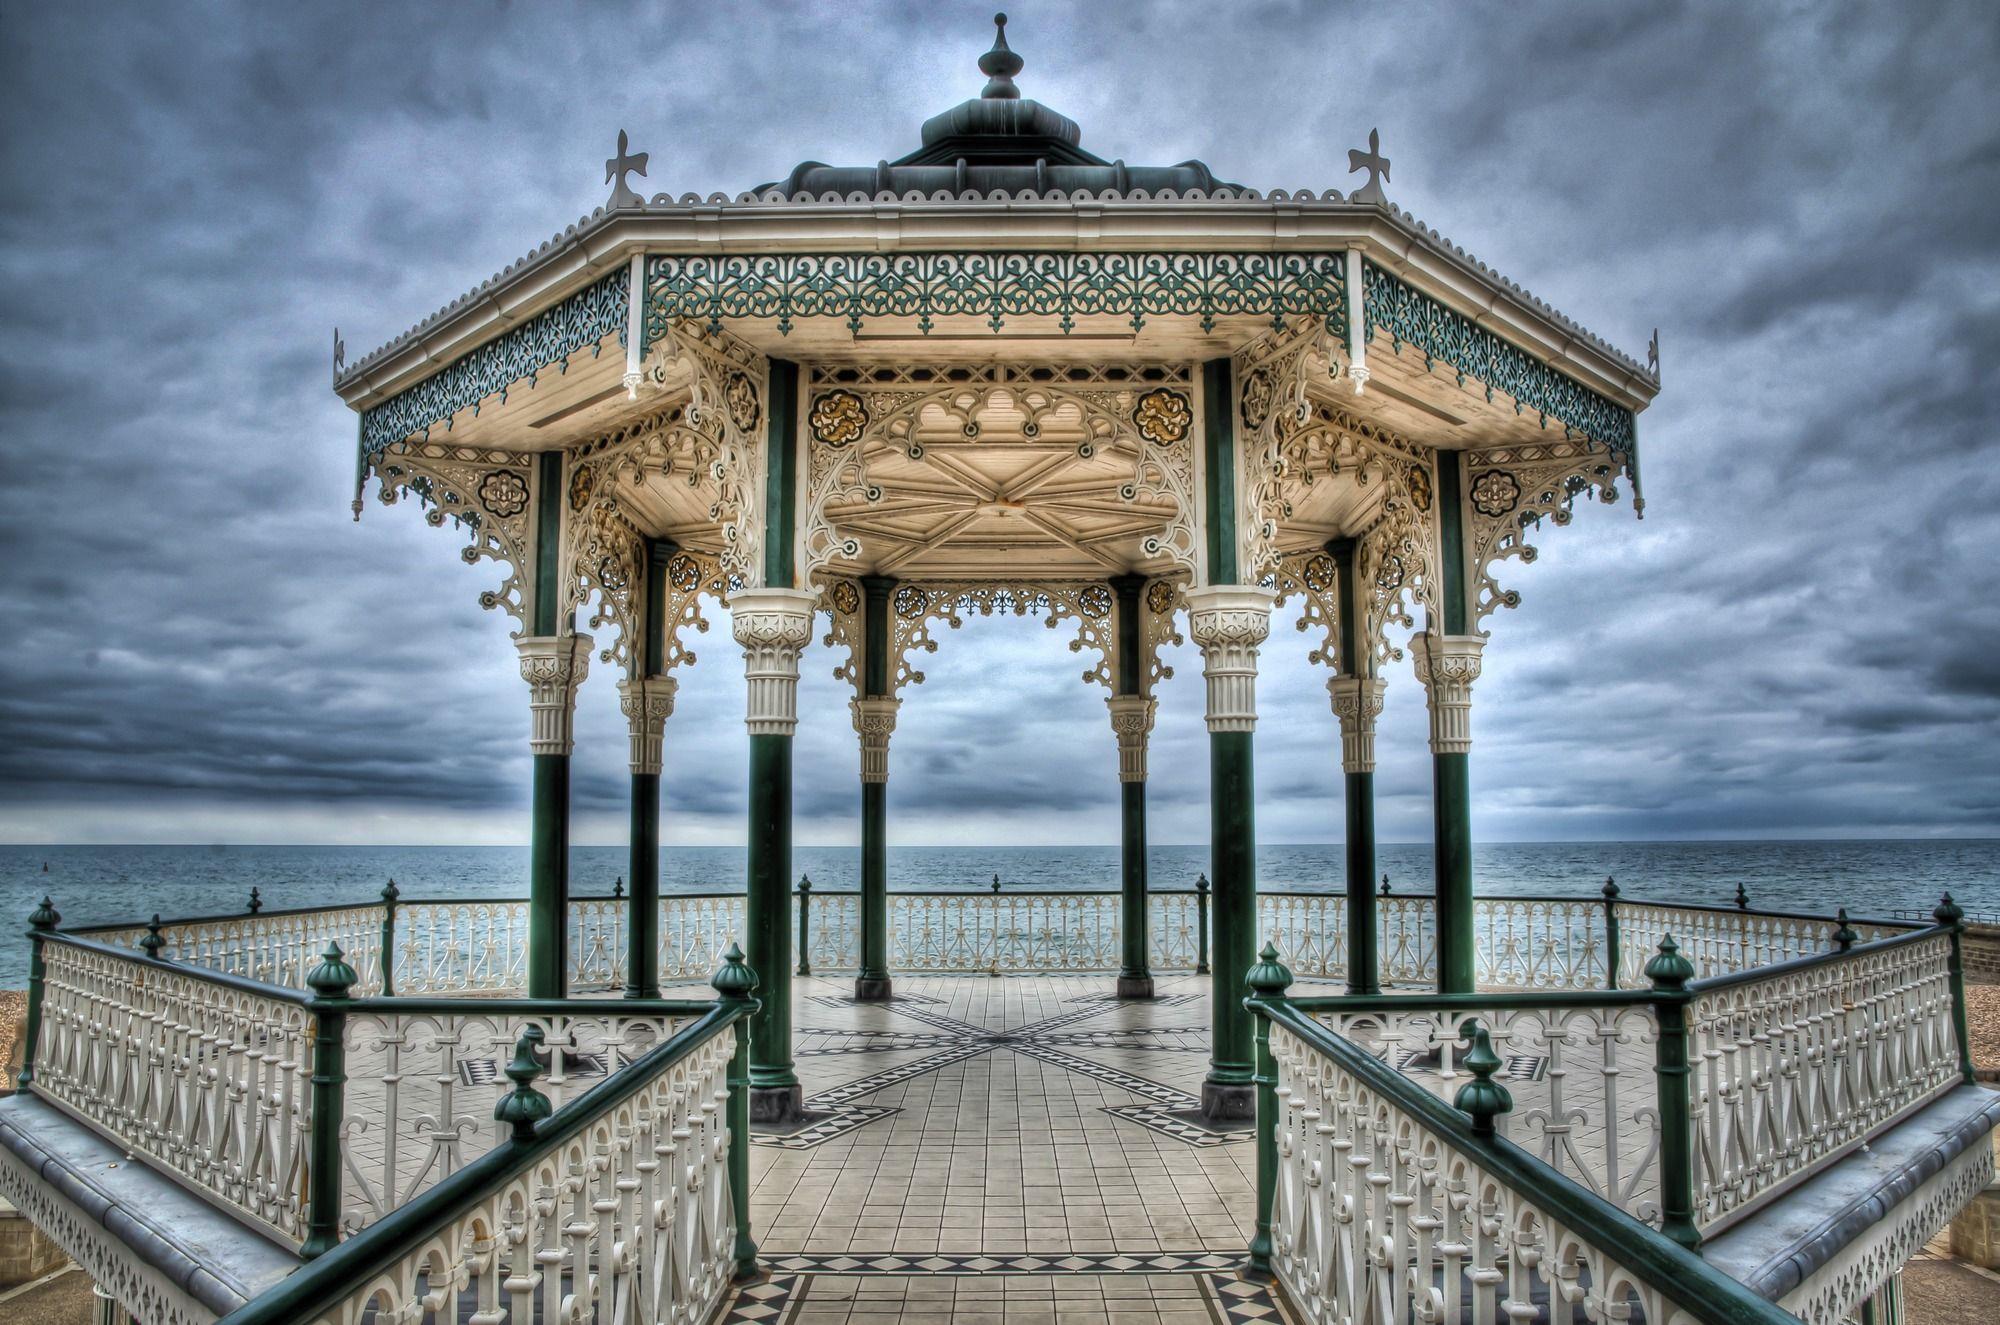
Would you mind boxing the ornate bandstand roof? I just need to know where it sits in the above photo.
[336,13,1660,623]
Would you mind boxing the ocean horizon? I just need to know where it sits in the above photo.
[4,838,1995,989]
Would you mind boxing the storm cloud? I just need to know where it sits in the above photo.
[2,0,1997,847]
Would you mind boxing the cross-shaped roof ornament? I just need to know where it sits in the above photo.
[605,129,649,210]
[1647,328,1661,378]
[1347,128,1390,206]
[332,327,344,382]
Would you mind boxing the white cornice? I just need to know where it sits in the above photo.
[335,199,1660,416]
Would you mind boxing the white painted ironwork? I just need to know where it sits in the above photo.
[395,900,532,994]
[95,906,388,995]
[30,938,316,1245]
[337,1007,685,1231]
[1146,891,1202,969]
[889,891,1121,972]
[1686,932,1962,1232]
[1267,1017,1705,1325]
[1474,896,1609,990]
[1313,1002,1665,1222]
[301,1025,738,1325]
[1613,902,1913,986]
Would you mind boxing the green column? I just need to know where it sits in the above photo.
[523,449,582,1000]
[1191,357,1270,1121]
[1328,538,1381,996]
[623,540,674,1000]
[1110,573,1153,999]
[854,575,896,1001]
[738,359,812,1123]
[1420,456,1479,995]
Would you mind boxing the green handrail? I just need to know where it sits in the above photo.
[1245,982,1804,1325]
[213,994,756,1325]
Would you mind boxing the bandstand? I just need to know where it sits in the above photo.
[3,17,1994,1325]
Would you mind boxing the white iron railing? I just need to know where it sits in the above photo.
[337,1006,687,1231]
[89,906,388,996]
[1614,901,1912,987]
[395,899,530,993]
[1686,930,1962,1231]
[29,936,317,1244]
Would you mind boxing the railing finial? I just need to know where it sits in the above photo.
[1380,872,1391,897]
[247,886,262,914]
[139,915,166,959]
[1935,892,1965,928]
[1645,934,1695,991]
[381,878,400,904]
[1246,942,1294,999]
[494,1027,553,1141]
[612,876,624,899]
[1601,876,1619,900]
[1733,883,1749,910]
[1196,872,1210,895]
[712,941,760,1002]
[799,873,812,893]
[992,873,1001,895]
[1832,907,1858,952]
[29,895,59,930]
[1453,1021,1512,1136]
[306,941,359,999]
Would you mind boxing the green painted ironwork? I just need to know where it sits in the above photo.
[1937,893,1976,1083]
[1244,942,1292,1279]
[1432,752,1475,994]
[1200,358,1237,585]
[1645,935,1702,1251]
[1195,873,1210,975]
[1330,538,1379,996]
[493,1027,553,1139]
[795,875,814,976]
[18,895,59,1089]
[1112,574,1150,998]
[358,267,630,460]
[527,755,570,998]
[377,879,399,997]
[1603,876,1622,991]
[857,575,893,999]
[764,360,800,589]
[301,942,358,1260]
[643,251,1349,342]
[1361,259,1639,454]
[746,733,797,1098]
[1452,1021,1513,1136]
[1206,730,1258,1110]
[712,944,762,1279]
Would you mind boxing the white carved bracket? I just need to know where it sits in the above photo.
[365,442,540,634]
[1460,438,1631,629]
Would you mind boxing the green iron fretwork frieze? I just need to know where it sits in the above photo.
[1362,260,1638,455]
[359,266,631,460]
[641,251,1350,341]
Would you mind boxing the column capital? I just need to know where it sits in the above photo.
[732,588,818,736]
[617,674,678,775]
[515,634,593,756]
[1185,585,1275,733]
[1326,675,1388,774]
[1410,633,1485,755]
[850,696,901,783]
[1105,694,1158,782]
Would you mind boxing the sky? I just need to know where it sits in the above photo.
[1,0,1997,849]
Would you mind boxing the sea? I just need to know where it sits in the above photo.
[2,840,1995,989]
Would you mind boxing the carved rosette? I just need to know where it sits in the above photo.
[1185,586,1276,734]
[1410,634,1485,756]
[731,589,817,736]
[515,634,594,757]
[616,674,679,776]
[850,696,902,784]
[1104,695,1158,783]
[1326,676,1388,774]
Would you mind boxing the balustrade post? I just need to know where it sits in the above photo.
[301,942,359,1260]
[1244,943,1293,1279]
[989,874,1003,977]
[713,944,762,1281]
[247,887,262,914]
[377,879,399,997]
[19,895,59,1089]
[1453,1021,1513,1136]
[1833,907,1858,953]
[1936,894,1975,1084]
[1603,877,1621,991]
[494,1026,553,1140]
[1646,935,1701,1251]
[1195,874,1210,975]
[796,876,813,976]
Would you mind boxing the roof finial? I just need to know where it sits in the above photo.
[980,13,1023,100]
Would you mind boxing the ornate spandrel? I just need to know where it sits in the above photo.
[364,442,541,634]
[1459,437,1632,628]
[1272,549,1342,670]
[1235,319,1341,583]
[886,581,1120,692]
[798,362,1197,585]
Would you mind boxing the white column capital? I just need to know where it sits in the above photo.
[1410,633,1485,755]
[851,696,901,783]
[732,588,818,736]
[1185,585,1275,733]
[1326,675,1388,774]
[617,674,678,776]
[1105,694,1158,782]
[516,633,593,757]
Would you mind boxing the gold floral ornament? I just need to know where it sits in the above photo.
[725,371,761,435]
[568,463,596,512]
[667,551,702,591]
[1145,579,1178,617]
[1132,388,1192,445]
[1406,463,1434,513]
[478,469,529,518]
[893,584,928,619]
[1078,583,1114,618]
[1302,553,1336,594]
[830,580,861,616]
[809,390,869,447]
[1240,367,1274,430]
[1470,469,1522,518]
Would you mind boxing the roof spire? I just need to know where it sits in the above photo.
[980,13,1023,100]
